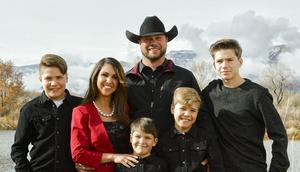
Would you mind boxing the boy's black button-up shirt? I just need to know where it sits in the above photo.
[115,154,167,172]
[11,90,82,172]
[157,125,224,172]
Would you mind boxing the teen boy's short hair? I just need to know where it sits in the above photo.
[172,87,201,109]
[130,117,158,138]
[209,38,242,59]
[39,54,68,75]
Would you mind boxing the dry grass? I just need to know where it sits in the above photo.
[1,91,300,141]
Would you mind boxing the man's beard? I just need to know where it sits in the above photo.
[142,47,167,62]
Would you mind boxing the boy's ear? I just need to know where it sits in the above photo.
[129,133,132,143]
[66,74,68,83]
[170,104,174,114]
[152,138,158,147]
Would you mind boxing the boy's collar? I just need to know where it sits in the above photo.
[40,89,70,104]
[171,125,197,138]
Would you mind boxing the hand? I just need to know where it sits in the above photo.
[75,163,95,172]
[113,154,139,168]
[201,159,210,172]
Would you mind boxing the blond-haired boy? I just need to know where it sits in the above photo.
[157,87,224,172]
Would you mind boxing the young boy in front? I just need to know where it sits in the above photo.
[157,87,224,172]
[115,117,167,172]
[11,54,82,172]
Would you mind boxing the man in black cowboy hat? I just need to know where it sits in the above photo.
[125,16,203,137]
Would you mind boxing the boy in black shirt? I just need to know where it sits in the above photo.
[115,117,167,172]
[11,54,82,172]
[201,38,289,171]
[157,87,224,172]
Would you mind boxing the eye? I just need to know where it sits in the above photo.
[112,75,118,80]
[145,135,154,140]
[190,109,197,113]
[101,73,108,77]
[134,135,141,139]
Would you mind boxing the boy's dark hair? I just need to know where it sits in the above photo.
[130,117,158,138]
[209,38,243,59]
[39,54,68,75]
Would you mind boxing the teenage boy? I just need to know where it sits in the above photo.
[11,54,82,172]
[115,117,167,172]
[157,87,224,172]
[202,38,289,171]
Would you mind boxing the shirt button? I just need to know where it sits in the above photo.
[56,131,60,134]
[182,149,185,152]
[151,90,154,93]
[182,161,186,165]
[56,145,60,149]
[56,117,60,120]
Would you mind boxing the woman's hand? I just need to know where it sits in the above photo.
[75,163,95,172]
[113,154,139,168]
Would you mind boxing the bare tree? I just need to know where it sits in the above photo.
[0,59,24,116]
[260,63,293,105]
[191,60,217,90]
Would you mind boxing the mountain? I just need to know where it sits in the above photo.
[166,50,197,69]
[14,60,133,96]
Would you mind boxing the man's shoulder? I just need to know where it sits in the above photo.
[172,64,193,73]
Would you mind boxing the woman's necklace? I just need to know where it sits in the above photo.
[93,101,115,117]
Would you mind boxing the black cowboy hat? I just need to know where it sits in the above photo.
[126,16,178,44]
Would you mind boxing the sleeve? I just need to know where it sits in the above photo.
[207,135,225,172]
[158,158,168,172]
[70,107,102,169]
[10,107,33,172]
[258,91,290,172]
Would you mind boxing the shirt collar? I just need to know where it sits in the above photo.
[137,154,156,163]
[170,125,198,138]
[39,89,71,104]
[128,59,175,79]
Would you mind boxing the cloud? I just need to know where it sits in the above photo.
[176,10,300,80]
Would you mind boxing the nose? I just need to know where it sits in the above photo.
[106,76,113,83]
[183,111,190,116]
[50,80,58,86]
[221,61,229,68]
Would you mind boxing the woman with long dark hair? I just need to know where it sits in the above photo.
[71,57,138,172]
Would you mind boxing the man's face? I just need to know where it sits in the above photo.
[39,67,67,101]
[139,34,168,62]
[213,49,243,82]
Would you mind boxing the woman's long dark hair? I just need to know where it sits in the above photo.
[84,57,129,124]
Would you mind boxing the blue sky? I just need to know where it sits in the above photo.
[1,0,300,91]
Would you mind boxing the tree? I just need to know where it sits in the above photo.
[191,60,217,90]
[260,63,293,105]
[0,59,24,116]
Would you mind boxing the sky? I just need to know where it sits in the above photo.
[1,0,300,91]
